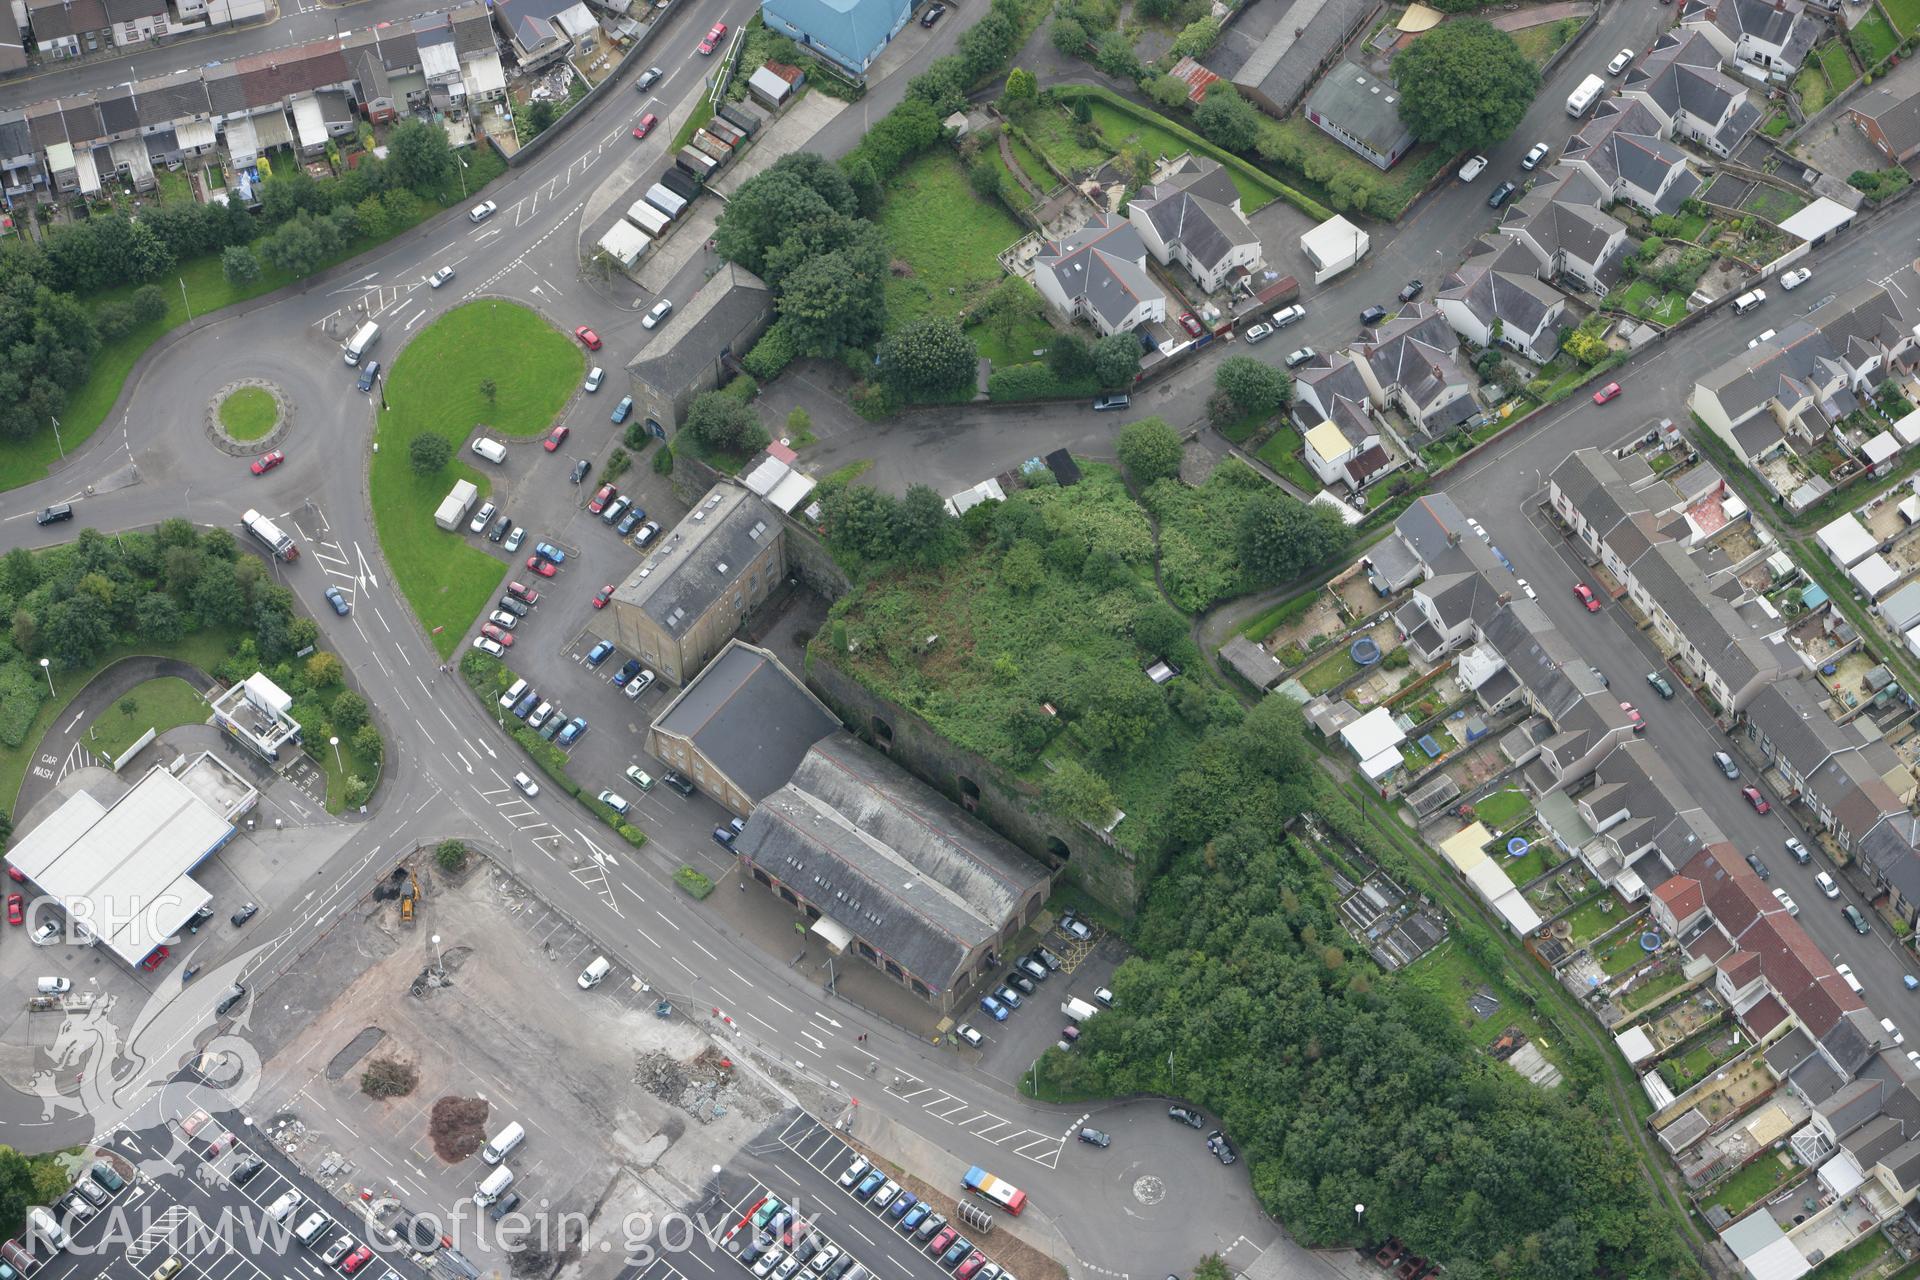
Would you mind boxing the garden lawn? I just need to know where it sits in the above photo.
[1500,844,1552,888]
[1007,133,1053,190]
[1619,280,1688,324]
[877,150,1052,367]
[1299,647,1360,695]
[1699,1155,1794,1218]
[1474,786,1531,829]
[1089,103,1275,213]
[1403,938,1552,1052]
[218,387,278,441]
[1743,186,1808,222]
[0,147,508,494]
[1254,427,1318,491]
[1017,107,1111,174]
[1884,0,1920,36]
[1507,16,1582,67]
[1563,892,1625,946]
[371,300,580,659]
[81,677,209,764]
[1852,8,1898,65]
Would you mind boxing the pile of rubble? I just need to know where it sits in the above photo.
[632,1047,740,1123]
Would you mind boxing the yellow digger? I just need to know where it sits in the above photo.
[400,873,419,924]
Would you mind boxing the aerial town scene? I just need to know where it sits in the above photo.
[8,0,1920,1275]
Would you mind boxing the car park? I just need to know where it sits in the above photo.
[1458,155,1487,181]
[1284,346,1317,368]
[980,994,1008,1021]
[356,360,380,392]
[250,450,285,475]
[1742,785,1770,814]
[469,501,497,534]
[1606,47,1633,74]
[1168,1105,1204,1128]
[633,113,658,139]
[584,640,613,666]
[1816,871,1840,898]
[1785,837,1810,865]
[575,327,603,351]
[428,266,454,288]
[1746,852,1771,880]
[698,20,727,52]
[545,425,570,451]
[1772,887,1799,916]
[1780,267,1812,290]
[1646,671,1674,698]
[1243,322,1274,344]
[644,299,674,328]
[1592,381,1622,404]
[1486,180,1518,208]
[1522,142,1549,169]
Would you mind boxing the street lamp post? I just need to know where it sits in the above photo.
[430,932,443,975]
[328,734,343,771]
[1355,1204,1365,1238]
[38,657,53,695]
[49,416,64,459]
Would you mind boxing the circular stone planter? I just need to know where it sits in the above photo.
[208,379,293,454]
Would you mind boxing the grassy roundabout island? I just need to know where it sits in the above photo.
[218,386,279,441]
[369,300,581,658]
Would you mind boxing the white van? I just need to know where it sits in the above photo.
[1566,74,1605,116]
[27,1207,68,1251]
[471,438,507,464]
[344,321,380,367]
[578,956,611,989]
[37,977,71,994]
[1733,288,1768,314]
[482,1121,525,1165]
[267,1190,303,1222]
[474,1165,514,1206]
[293,1213,331,1247]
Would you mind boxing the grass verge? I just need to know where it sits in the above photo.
[81,676,210,764]
[372,301,581,659]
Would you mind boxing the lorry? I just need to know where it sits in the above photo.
[961,1167,1027,1215]
[435,480,479,531]
[344,320,380,366]
[1062,997,1100,1023]
[241,509,299,561]
[1567,73,1605,116]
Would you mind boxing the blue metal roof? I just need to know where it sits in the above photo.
[761,0,910,73]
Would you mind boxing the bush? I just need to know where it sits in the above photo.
[674,866,716,898]
[1117,418,1183,484]
[435,839,468,872]
[742,319,801,381]
[1849,167,1913,202]
[653,444,674,475]
[604,446,631,483]
[988,361,1073,400]
[409,433,452,475]
[360,1057,419,1098]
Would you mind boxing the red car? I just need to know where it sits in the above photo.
[526,556,558,578]
[7,866,22,882]
[1177,311,1204,338]
[249,450,285,475]
[1592,381,1623,404]
[633,113,658,139]
[588,483,617,514]
[141,945,170,971]
[1574,583,1600,612]
[592,584,614,609]
[1618,701,1645,732]
[507,581,540,605]
[6,893,20,925]
[544,425,570,452]
[1742,785,1771,814]
[575,326,603,351]
[341,1247,374,1275]
[698,20,727,52]
[480,623,514,647]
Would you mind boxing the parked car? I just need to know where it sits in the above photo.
[592,584,614,610]
[838,1158,870,1188]
[473,637,506,657]
[1486,180,1517,208]
[1606,46,1634,74]
[526,556,557,577]
[1078,1127,1111,1147]
[1617,700,1643,731]
[1645,671,1674,698]
[1747,329,1778,350]
[1816,870,1840,898]
[468,500,497,534]
[488,513,511,542]
[586,640,614,667]
[497,596,529,618]
[584,367,604,393]
[1772,887,1800,916]
[1592,381,1623,404]
[556,716,588,747]
[574,326,603,351]
[662,769,695,796]
[486,610,518,631]
[1004,971,1034,995]
[1092,394,1130,411]
[1176,312,1204,337]
[1272,304,1306,328]
[1168,1106,1204,1128]
[955,1023,983,1046]
[1573,582,1600,611]
[1785,837,1811,865]
[1522,141,1550,169]
[634,520,661,548]
[614,659,644,687]
[479,623,513,647]
[612,397,634,425]
[1745,852,1771,881]
[1360,305,1388,326]
[1846,904,1872,934]
[507,581,540,604]
[921,3,945,24]
[1397,279,1423,303]
[602,496,631,526]
[1742,785,1771,814]
[545,425,570,451]
[1243,322,1274,344]
[1458,155,1487,181]
[1205,1129,1237,1165]
[625,669,655,698]
[230,902,259,926]
[644,299,674,328]
[589,484,617,514]
[468,200,497,222]
[979,994,1008,1021]
[1780,267,1813,290]
[1714,751,1739,779]
[1284,347,1316,368]
[617,509,644,536]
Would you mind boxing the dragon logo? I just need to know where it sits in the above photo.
[30,941,270,1181]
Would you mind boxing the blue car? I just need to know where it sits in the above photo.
[713,825,738,849]
[324,586,351,616]
[612,396,633,424]
[586,641,614,667]
[887,1192,917,1221]
[980,995,1008,1022]
[614,659,644,687]
[854,1171,885,1200]
[512,691,540,719]
[535,541,566,564]
[556,716,588,747]
[899,1205,929,1233]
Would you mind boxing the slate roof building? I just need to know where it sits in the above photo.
[647,640,842,818]
[605,484,786,687]
[1561,97,1702,216]
[0,5,26,73]
[1681,0,1820,73]
[1435,236,1567,363]
[1032,213,1165,337]
[734,730,1052,1011]
[1230,0,1375,116]
[1355,304,1478,441]
[1853,56,1920,164]
[1498,164,1632,293]
[493,0,597,69]
[624,263,774,437]
[1621,29,1763,158]
[1126,156,1262,293]
[760,0,912,77]
[1302,63,1416,171]
[26,0,110,59]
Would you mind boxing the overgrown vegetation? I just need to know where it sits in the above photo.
[360,1057,419,1098]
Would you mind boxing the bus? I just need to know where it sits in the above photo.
[962,1166,1026,1215]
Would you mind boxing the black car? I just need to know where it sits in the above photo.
[230,902,259,926]
[1359,305,1387,326]
[1005,971,1035,995]
[1078,1128,1110,1147]
[636,65,663,91]
[357,359,380,392]
[215,983,247,1016]
[186,904,216,932]
[488,513,512,542]
[1397,279,1424,303]
[1745,853,1771,881]
[662,769,696,797]
[739,1241,767,1266]
[497,596,529,617]
[36,504,73,525]
[1487,180,1518,208]
[1168,1106,1204,1129]
[570,458,591,484]
[1206,1129,1237,1165]
[488,1191,522,1222]
[229,1157,263,1186]
[920,2,944,23]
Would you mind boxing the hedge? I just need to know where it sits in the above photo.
[987,361,1089,401]
[674,866,716,898]
[1050,84,1335,223]
[742,319,801,381]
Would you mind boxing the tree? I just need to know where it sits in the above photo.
[1048,331,1093,382]
[877,317,977,397]
[1146,73,1193,111]
[1214,356,1293,418]
[1000,540,1045,593]
[222,245,260,287]
[825,485,901,561]
[776,244,887,357]
[968,153,1005,201]
[715,153,858,275]
[894,484,961,565]
[785,407,811,442]
[260,211,343,278]
[1049,15,1089,56]
[1093,31,1143,80]
[306,652,345,687]
[1194,82,1260,153]
[330,689,369,734]
[409,433,452,475]
[353,723,384,764]
[1236,492,1349,584]
[683,390,770,456]
[435,839,468,872]
[387,119,457,194]
[1171,14,1223,59]
[1394,19,1540,155]
[133,592,183,644]
[1001,67,1038,114]
[1117,418,1183,484]
[131,284,167,326]
[1091,332,1141,388]
[1042,758,1116,826]
[527,98,557,135]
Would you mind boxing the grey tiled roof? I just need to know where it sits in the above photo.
[1303,62,1415,157]
[1035,214,1160,330]
[653,641,840,802]
[134,70,214,127]
[96,87,136,135]
[627,263,771,396]
[613,484,779,633]
[1132,176,1253,275]
[1232,0,1373,112]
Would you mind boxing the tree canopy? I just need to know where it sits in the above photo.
[1394,20,1540,155]
[877,318,977,397]
[1117,418,1183,485]
[1236,491,1349,584]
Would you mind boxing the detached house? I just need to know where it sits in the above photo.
[1500,165,1632,293]
[1436,236,1567,363]
[1356,304,1478,441]
[1033,213,1165,338]
[1622,29,1763,158]
[1681,0,1819,74]
[1561,97,1703,216]
[1126,155,1262,294]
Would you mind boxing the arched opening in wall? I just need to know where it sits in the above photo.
[958,776,981,811]
[1046,837,1071,865]
[872,716,893,749]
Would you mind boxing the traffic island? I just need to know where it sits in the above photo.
[207,379,291,454]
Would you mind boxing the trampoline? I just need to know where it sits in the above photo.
[1351,636,1382,666]
[1507,837,1529,857]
